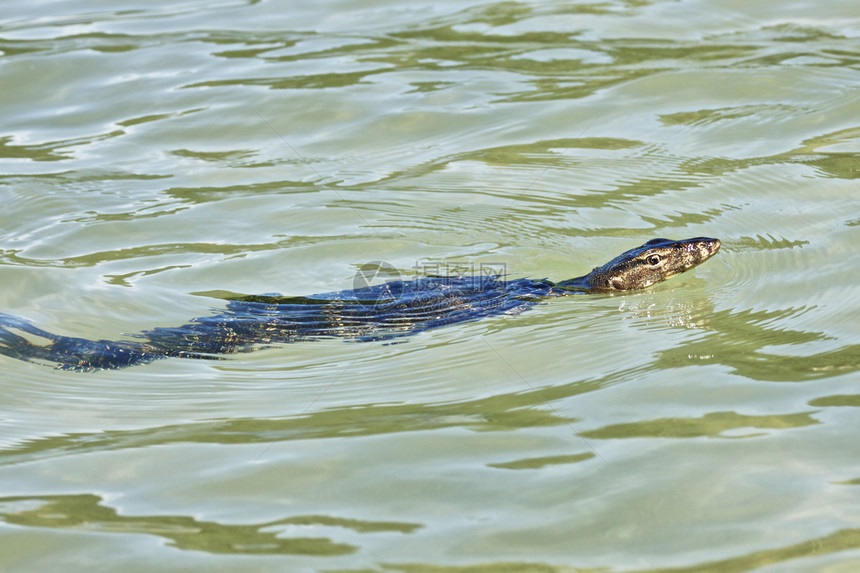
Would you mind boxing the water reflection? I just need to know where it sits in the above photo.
[1,0,858,569]
[0,493,419,556]
[0,376,604,466]
[655,307,859,382]
[582,410,819,440]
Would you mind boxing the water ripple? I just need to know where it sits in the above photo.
[1,0,859,569]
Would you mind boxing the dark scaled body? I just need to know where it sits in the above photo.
[0,237,720,370]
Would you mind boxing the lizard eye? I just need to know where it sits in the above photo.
[646,254,662,266]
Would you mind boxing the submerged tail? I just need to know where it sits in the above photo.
[0,313,163,371]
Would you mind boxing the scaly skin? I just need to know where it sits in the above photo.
[0,237,720,370]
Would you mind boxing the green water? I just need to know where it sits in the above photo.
[1,0,859,570]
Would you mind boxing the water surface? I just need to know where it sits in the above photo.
[1,0,859,571]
